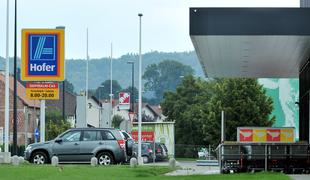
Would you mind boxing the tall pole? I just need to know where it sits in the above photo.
[221,110,225,143]
[131,63,134,113]
[98,85,104,127]
[127,61,135,113]
[138,13,143,165]
[39,100,45,142]
[62,81,65,119]
[56,26,66,121]
[110,43,113,127]
[85,28,89,127]
[13,0,18,155]
[4,0,10,153]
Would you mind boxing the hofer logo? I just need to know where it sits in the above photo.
[28,34,57,75]
[30,35,56,61]
[21,29,64,81]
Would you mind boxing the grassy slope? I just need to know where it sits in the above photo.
[0,165,290,180]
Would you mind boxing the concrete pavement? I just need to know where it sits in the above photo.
[289,175,310,180]
[146,161,220,176]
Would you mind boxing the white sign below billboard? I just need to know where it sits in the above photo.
[118,92,130,110]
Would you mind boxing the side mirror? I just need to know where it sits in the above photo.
[55,138,63,143]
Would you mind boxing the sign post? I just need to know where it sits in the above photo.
[21,29,64,143]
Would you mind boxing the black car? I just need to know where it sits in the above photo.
[132,141,168,163]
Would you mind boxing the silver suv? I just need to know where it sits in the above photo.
[24,128,133,165]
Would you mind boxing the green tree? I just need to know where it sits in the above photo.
[143,60,194,104]
[161,75,211,145]
[161,77,275,150]
[45,107,71,140]
[112,115,125,129]
[95,80,122,100]
[203,78,275,147]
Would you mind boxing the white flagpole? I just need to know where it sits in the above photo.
[85,28,89,127]
[138,13,143,165]
[110,43,113,127]
[4,0,10,153]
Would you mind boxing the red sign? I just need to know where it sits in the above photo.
[267,129,281,142]
[119,92,130,105]
[26,82,58,88]
[131,131,154,141]
[239,129,253,142]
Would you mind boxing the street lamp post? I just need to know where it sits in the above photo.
[138,13,143,165]
[98,85,104,127]
[56,26,66,121]
[127,61,135,113]
[98,85,104,102]
[13,0,18,155]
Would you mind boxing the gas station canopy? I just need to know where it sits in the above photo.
[190,8,310,78]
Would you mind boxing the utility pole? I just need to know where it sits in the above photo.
[13,0,18,155]
[127,61,135,113]
[138,13,143,165]
[56,26,66,121]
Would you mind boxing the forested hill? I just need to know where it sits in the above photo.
[65,51,204,92]
[0,51,204,92]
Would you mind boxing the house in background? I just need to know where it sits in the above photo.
[87,96,102,127]
[0,74,40,146]
[113,102,166,122]
[46,86,77,127]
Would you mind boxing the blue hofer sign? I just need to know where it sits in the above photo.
[21,29,65,81]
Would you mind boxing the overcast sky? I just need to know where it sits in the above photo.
[0,0,299,59]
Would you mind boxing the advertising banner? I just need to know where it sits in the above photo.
[131,131,155,141]
[237,127,295,143]
[26,82,59,100]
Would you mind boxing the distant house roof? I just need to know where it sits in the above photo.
[145,104,161,117]
[0,74,40,108]
[149,105,163,117]
[90,96,101,106]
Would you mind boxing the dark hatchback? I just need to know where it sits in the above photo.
[132,141,168,163]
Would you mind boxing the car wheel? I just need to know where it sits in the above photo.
[142,156,149,163]
[31,151,48,164]
[97,152,114,165]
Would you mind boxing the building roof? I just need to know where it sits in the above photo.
[190,8,310,78]
[0,74,40,108]
[146,104,161,117]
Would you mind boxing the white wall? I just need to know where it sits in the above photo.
[87,98,100,127]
